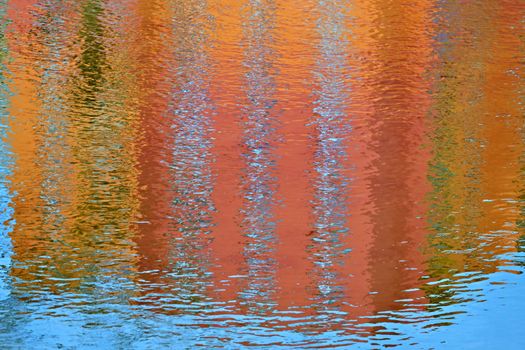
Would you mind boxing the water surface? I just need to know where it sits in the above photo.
[0,0,524,348]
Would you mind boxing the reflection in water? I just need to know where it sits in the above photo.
[132,0,216,313]
[161,0,215,312]
[425,0,491,310]
[309,0,351,323]
[0,0,524,348]
[519,4,525,264]
[0,0,13,303]
[425,0,524,317]
[238,0,279,314]
[66,0,138,301]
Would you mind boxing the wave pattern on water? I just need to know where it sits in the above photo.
[0,0,524,348]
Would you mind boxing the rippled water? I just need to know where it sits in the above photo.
[0,0,523,348]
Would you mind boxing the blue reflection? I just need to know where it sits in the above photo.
[0,0,13,302]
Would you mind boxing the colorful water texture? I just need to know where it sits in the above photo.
[0,0,524,348]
